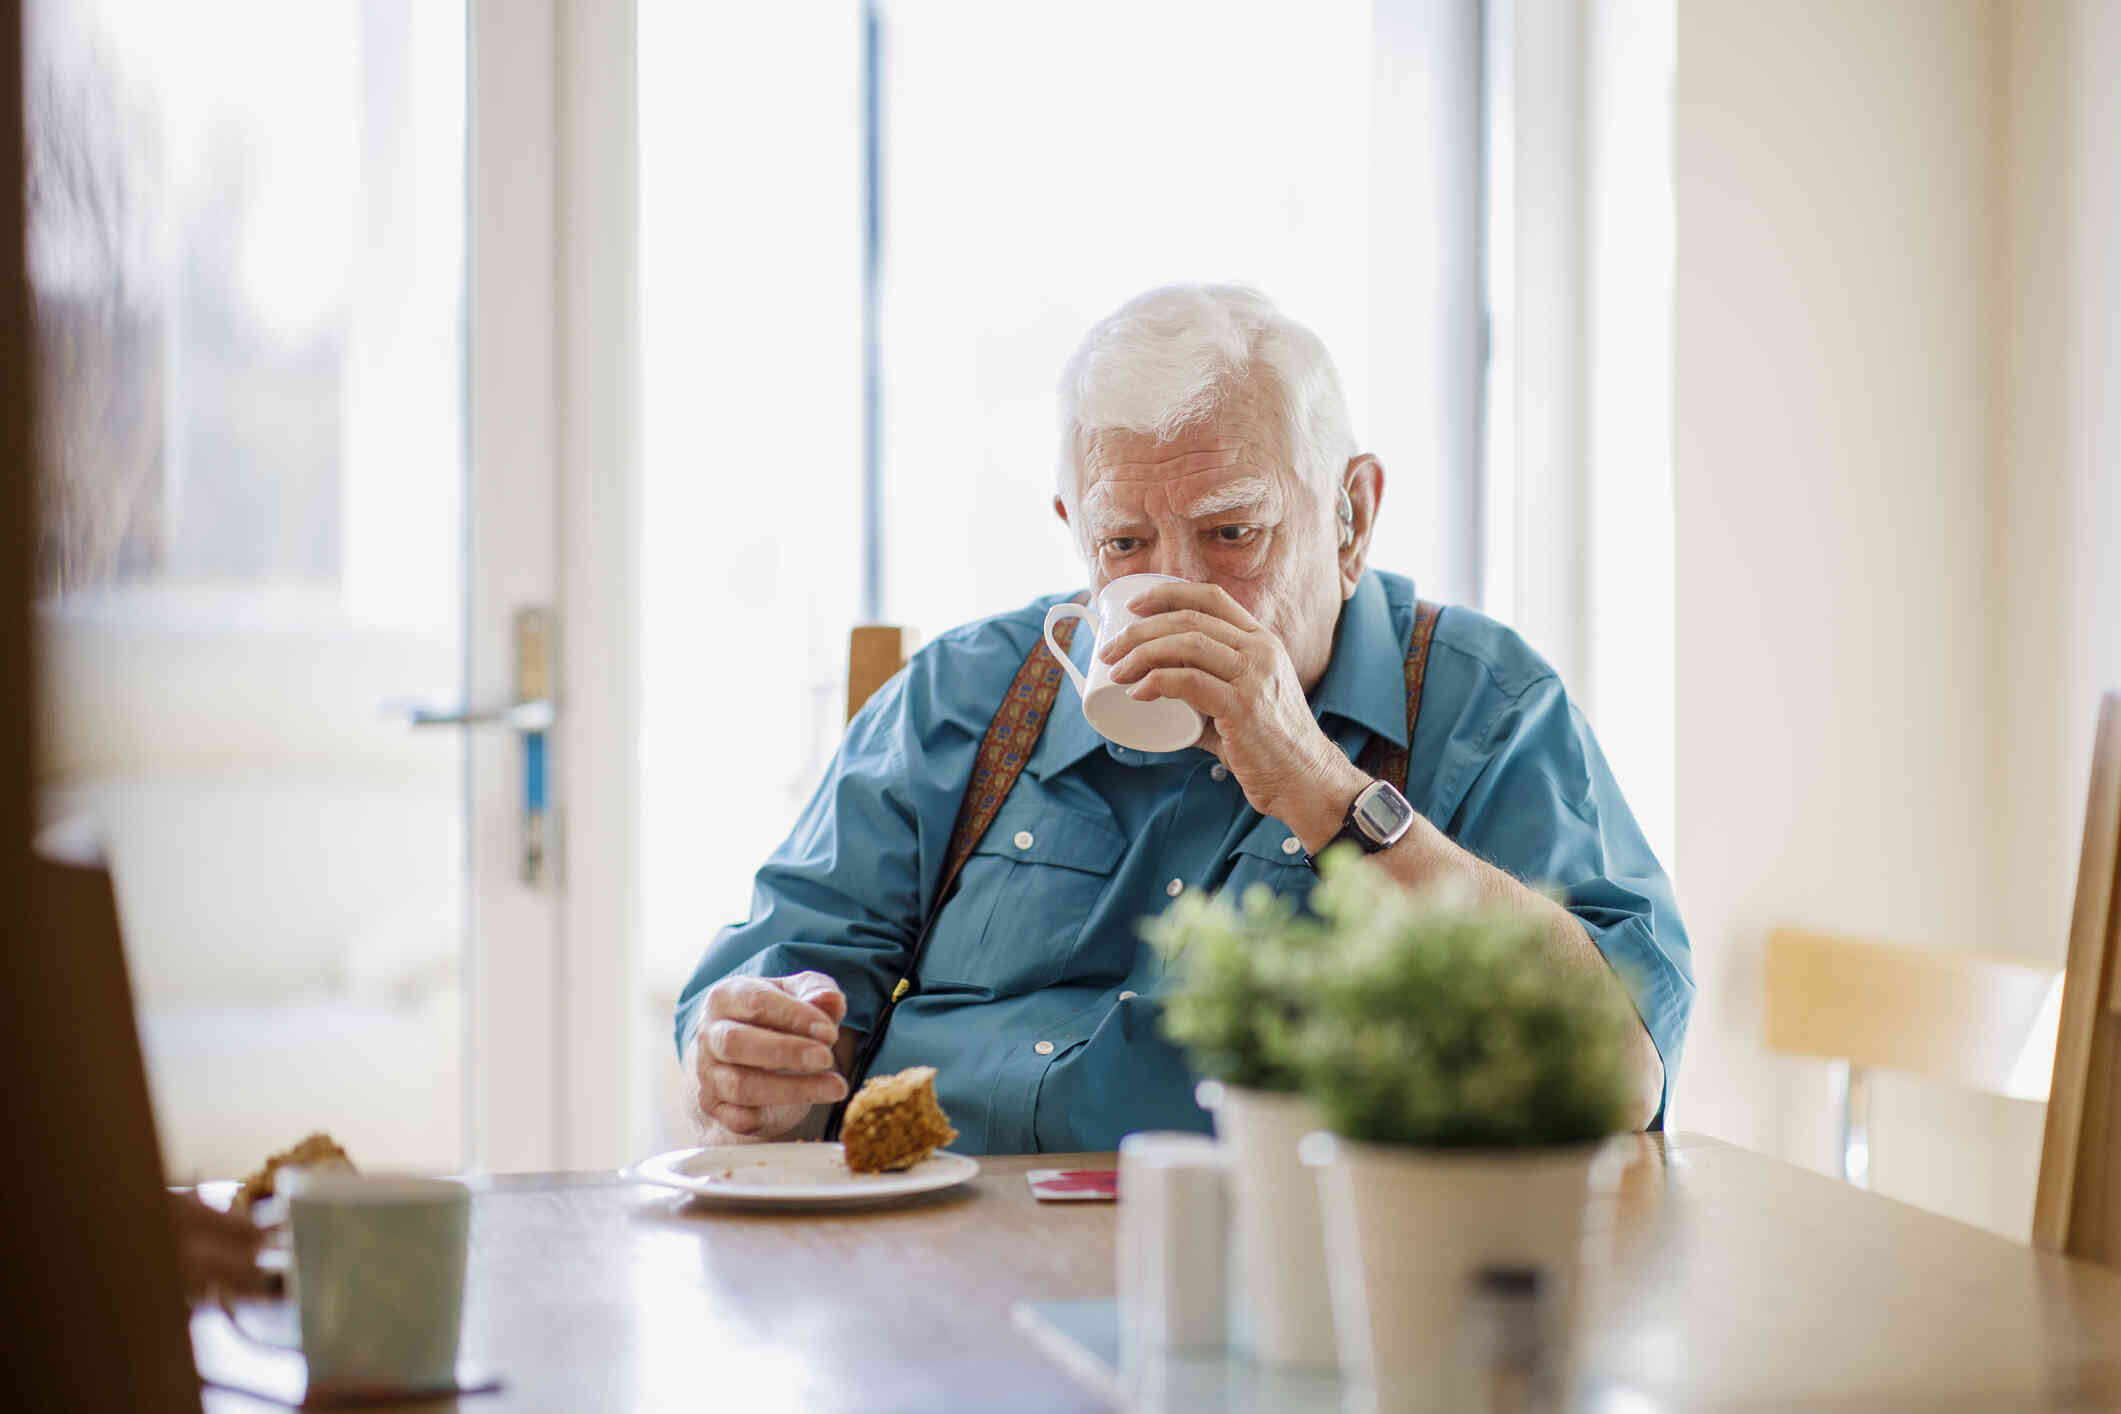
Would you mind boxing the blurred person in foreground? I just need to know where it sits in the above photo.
[675,284,1692,1153]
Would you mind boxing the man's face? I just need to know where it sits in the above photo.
[1057,383,1348,694]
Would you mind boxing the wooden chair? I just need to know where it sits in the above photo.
[2034,693,2121,1262]
[1763,928,2061,1188]
[846,625,909,724]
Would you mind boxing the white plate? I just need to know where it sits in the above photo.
[629,1142,980,1208]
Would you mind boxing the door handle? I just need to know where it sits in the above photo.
[387,607,555,885]
[399,699,555,732]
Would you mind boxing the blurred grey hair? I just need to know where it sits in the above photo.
[1055,284,1357,511]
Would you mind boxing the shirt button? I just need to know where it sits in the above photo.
[1281,836,1303,856]
[1210,764,1229,782]
[1165,878,1184,897]
[1033,1040,1055,1056]
[1119,990,1138,1002]
[1013,830,1034,850]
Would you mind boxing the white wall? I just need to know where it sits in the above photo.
[1995,1,2121,1030]
[1674,0,2121,1237]
[1673,0,2006,1233]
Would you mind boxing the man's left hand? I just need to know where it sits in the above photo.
[1099,580,1363,849]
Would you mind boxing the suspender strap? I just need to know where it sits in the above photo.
[824,607,1082,1137]
[825,593,1443,1136]
[938,616,1084,891]
[1355,598,1443,792]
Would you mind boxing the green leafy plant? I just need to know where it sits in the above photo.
[1142,879,1330,1093]
[1148,849,1637,1146]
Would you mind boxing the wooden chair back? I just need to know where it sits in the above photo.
[1762,926,2061,1189]
[2035,693,2121,1261]
[1764,928,2059,1099]
[846,625,908,724]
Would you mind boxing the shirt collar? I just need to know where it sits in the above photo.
[1310,570,1410,751]
[1030,571,1410,779]
[1029,625,1126,780]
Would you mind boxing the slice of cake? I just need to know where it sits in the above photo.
[234,1132,355,1214]
[841,1066,958,1173]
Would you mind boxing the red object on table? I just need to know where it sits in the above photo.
[1026,1169,1119,1201]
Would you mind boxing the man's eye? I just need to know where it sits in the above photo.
[1213,525,1259,545]
[1103,538,1143,555]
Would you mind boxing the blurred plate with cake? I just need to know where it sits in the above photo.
[633,1067,974,1207]
[631,1142,978,1207]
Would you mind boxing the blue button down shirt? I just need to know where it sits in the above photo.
[675,571,1693,1153]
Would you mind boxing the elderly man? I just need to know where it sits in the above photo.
[675,284,1692,1153]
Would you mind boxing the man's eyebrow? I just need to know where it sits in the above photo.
[1181,478,1275,519]
[1079,506,1143,538]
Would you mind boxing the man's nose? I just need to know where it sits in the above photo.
[1148,535,1209,584]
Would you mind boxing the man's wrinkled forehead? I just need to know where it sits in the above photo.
[1078,448,1283,525]
[1077,417,1296,526]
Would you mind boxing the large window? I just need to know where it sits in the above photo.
[27,0,470,1180]
[26,0,463,623]
[638,1,1485,1144]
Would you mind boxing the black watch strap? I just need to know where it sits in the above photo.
[1309,778,1415,865]
[1317,821,1371,859]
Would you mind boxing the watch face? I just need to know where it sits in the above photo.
[1352,782,1415,842]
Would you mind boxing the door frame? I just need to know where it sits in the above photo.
[468,0,640,1171]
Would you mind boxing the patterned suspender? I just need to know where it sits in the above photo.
[825,595,1444,1134]
[938,616,1087,898]
[825,606,1086,1136]
[1354,597,1443,791]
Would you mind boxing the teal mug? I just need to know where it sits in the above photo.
[233,1173,471,1400]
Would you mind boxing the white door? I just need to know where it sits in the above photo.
[24,0,637,1177]
[468,0,640,1174]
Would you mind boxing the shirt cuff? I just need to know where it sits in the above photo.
[1577,912,1691,1128]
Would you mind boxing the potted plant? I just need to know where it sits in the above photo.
[1144,882,1340,1369]
[1290,851,1638,1413]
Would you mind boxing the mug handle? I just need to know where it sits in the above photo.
[1042,601,1096,697]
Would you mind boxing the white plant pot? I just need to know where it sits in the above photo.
[1303,1133,1618,1414]
[1199,1081,1338,1369]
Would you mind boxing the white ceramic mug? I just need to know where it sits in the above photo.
[239,1173,473,1400]
[1042,573,1206,754]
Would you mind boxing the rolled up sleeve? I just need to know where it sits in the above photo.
[672,656,969,1053]
[1444,673,1695,1124]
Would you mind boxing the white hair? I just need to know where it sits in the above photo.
[1055,284,1357,511]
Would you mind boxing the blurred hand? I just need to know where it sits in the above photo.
[687,971,851,1142]
[168,1190,269,1304]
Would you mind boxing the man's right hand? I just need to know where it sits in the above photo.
[687,971,852,1142]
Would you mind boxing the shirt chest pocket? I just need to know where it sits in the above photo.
[1219,819,1320,906]
[918,801,1127,998]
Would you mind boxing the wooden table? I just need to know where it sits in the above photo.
[196,1135,2121,1412]
[197,1153,1115,1412]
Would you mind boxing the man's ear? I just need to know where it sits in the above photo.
[1338,455,1384,598]
[1053,494,1070,529]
